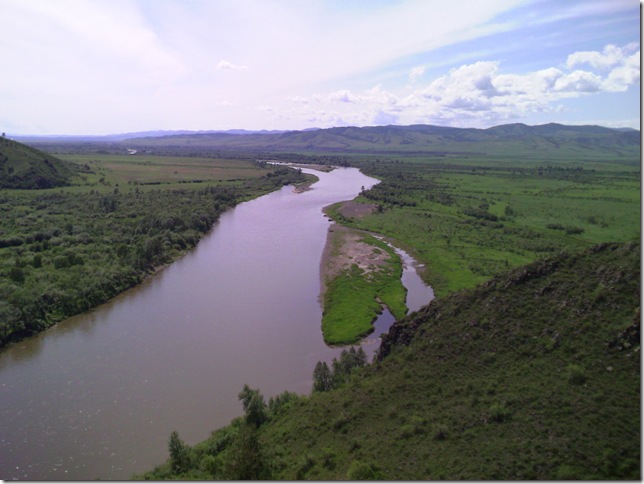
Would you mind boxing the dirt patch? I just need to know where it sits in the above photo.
[336,200,376,219]
[319,224,390,299]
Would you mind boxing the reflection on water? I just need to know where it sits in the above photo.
[0,167,433,480]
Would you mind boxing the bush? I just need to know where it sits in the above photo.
[488,403,512,423]
[346,460,380,480]
[567,364,586,385]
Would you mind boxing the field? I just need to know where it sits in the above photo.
[58,153,272,189]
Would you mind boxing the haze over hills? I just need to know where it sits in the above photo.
[117,123,640,159]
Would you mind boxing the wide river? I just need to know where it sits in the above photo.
[0,167,433,480]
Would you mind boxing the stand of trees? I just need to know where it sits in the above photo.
[0,168,307,347]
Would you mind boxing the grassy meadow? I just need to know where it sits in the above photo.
[59,153,271,188]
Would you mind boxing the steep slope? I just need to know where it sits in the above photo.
[123,123,641,159]
[141,241,640,480]
[0,136,77,188]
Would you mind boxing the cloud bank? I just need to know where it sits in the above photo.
[282,43,640,128]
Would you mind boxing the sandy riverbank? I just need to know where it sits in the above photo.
[319,200,387,300]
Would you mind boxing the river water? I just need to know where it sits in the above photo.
[0,167,433,480]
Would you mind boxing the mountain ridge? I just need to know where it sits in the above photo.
[117,122,640,159]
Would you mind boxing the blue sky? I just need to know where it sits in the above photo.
[0,0,639,135]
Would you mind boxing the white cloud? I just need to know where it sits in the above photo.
[284,42,640,129]
[328,90,357,104]
[566,43,639,70]
[554,70,603,93]
[409,66,426,83]
[217,60,249,70]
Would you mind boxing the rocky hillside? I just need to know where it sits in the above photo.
[140,241,640,480]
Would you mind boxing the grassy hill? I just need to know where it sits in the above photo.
[0,136,78,188]
[123,123,641,160]
[139,241,640,480]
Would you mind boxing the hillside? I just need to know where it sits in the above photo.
[140,241,640,480]
[123,123,641,159]
[0,136,77,188]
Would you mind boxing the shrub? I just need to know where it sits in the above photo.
[346,460,380,480]
[488,403,512,423]
[566,364,586,385]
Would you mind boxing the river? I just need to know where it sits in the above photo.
[0,166,433,480]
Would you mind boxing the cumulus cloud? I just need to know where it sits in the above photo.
[289,42,639,128]
[566,43,638,70]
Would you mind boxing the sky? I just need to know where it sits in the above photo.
[0,0,640,135]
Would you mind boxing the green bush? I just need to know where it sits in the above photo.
[346,460,380,480]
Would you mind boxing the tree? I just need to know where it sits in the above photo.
[223,424,269,479]
[268,390,299,414]
[238,384,268,427]
[168,430,191,474]
[332,346,367,384]
[312,361,334,392]
[313,347,368,392]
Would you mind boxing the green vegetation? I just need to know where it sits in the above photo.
[342,157,640,297]
[0,157,308,347]
[321,232,406,344]
[138,241,640,480]
[0,136,79,188]
[58,153,273,187]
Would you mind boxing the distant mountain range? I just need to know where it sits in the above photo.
[117,123,640,159]
[13,123,641,160]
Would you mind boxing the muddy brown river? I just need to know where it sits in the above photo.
[0,167,432,480]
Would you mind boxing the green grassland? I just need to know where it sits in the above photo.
[139,241,640,480]
[0,153,309,347]
[59,153,270,187]
[340,157,640,297]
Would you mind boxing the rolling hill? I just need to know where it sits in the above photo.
[123,123,641,159]
[0,136,78,188]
